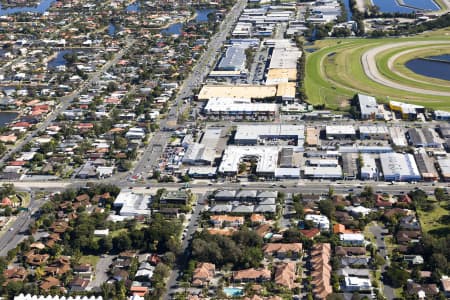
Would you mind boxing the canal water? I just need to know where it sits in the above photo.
[126,1,140,13]
[161,9,217,36]
[195,8,216,22]
[108,23,117,37]
[0,0,56,15]
[47,50,74,68]
[161,23,183,36]
[0,112,18,128]
[406,55,450,82]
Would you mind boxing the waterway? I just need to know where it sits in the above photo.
[406,55,450,82]
[161,22,183,36]
[195,8,216,22]
[0,0,56,16]
[126,1,140,13]
[108,23,117,37]
[0,112,18,128]
[47,50,74,68]
[372,0,439,13]
[345,0,352,20]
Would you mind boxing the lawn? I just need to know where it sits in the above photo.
[79,255,100,266]
[417,204,450,236]
[304,31,450,110]
[110,228,127,238]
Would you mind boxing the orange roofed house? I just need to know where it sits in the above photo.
[263,243,302,259]
[233,268,271,283]
[310,243,332,299]
[275,262,298,289]
[192,262,215,287]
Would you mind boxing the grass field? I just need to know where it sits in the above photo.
[417,203,450,236]
[79,255,100,266]
[304,29,450,110]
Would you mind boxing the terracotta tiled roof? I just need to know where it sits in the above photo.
[310,243,332,300]
[274,262,297,289]
[263,243,302,255]
[40,276,60,291]
[192,262,215,286]
[233,268,271,282]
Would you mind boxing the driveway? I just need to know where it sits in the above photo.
[89,255,115,291]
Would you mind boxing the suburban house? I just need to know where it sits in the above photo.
[73,264,94,280]
[339,233,365,246]
[404,255,424,265]
[210,215,244,228]
[310,243,332,299]
[274,262,298,289]
[233,268,271,283]
[262,243,303,259]
[441,276,450,297]
[192,262,216,287]
[335,246,366,256]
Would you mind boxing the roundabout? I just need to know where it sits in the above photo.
[305,31,450,110]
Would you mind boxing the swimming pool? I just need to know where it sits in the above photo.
[223,287,244,297]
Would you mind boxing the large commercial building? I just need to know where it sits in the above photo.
[203,98,277,120]
[326,125,356,139]
[198,85,277,101]
[219,146,279,176]
[342,153,358,180]
[389,127,408,147]
[434,110,450,121]
[407,128,442,148]
[265,39,301,87]
[217,46,247,72]
[414,149,438,181]
[380,153,421,182]
[234,124,305,148]
[357,94,385,120]
[304,166,343,179]
[269,47,301,69]
[359,125,389,140]
[183,143,215,165]
[360,154,378,180]
[437,158,450,181]
[113,191,151,217]
[389,100,424,120]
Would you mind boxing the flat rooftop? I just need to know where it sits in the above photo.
[198,85,277,100]
[266,68,297,81]
[219,146,279,174]
[235,124,305,142]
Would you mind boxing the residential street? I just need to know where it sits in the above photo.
[163,194,205,300]
[369,224,395,300]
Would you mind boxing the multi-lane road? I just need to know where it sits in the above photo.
[0,194,44,256]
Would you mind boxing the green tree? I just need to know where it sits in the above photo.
[113,232,132,252]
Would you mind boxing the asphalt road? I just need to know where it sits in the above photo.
[3,179,448,195]
[0,196,44,256]
[89,254,115,291]
[162,0,248,129]
[163,195,205,300]
[369,224,395,300]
